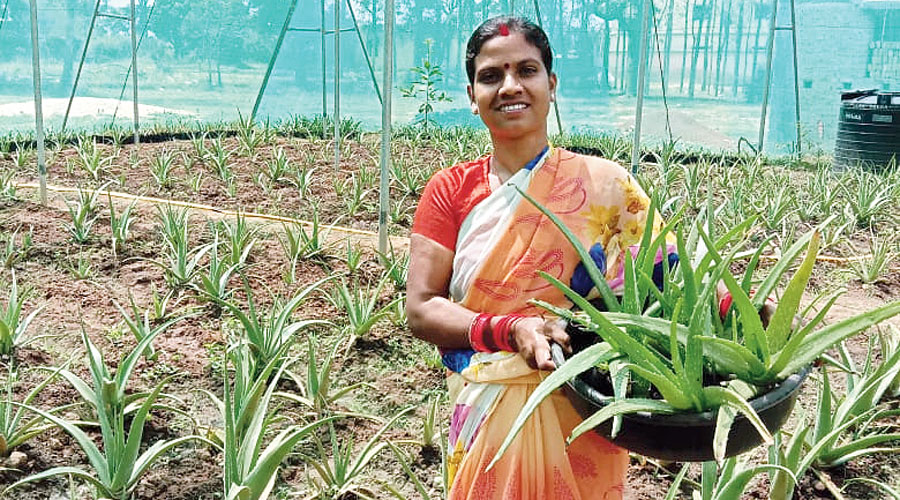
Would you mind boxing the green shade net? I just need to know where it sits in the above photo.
[1,0,898,154]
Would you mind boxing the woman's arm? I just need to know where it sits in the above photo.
[406,234,570,370]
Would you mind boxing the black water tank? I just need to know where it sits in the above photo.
[834,89,900,171]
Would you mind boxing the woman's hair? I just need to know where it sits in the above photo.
[465,16,553,85]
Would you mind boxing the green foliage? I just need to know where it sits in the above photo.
[1,226,32,269]
[0,271,45,356]
[107,193,137,260]
[219,212,260,268]
[72,139,115,181]
[149,148,179,189]
[400,39,452,129]
[0,364,69,457]
[5,329,210,500]
[327,271,402,343]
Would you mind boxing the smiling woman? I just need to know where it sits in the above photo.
[406,16,665,500]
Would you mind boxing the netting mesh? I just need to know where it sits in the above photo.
[1,0,898,153]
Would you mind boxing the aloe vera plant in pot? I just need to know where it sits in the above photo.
[492,192,900,464]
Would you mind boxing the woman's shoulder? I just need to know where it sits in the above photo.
[425,155,491,189]
[560,149,631,178]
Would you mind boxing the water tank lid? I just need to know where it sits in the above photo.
[841,89,900,106]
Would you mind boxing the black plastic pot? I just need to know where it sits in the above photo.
[550,335,811,462]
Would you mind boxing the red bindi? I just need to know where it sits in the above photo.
[498,24,510,36]
[504,63,510,69]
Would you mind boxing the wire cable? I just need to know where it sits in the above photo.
[649,0,674,143]
[110,1,157,127]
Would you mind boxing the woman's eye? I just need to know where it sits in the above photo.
[478,72,500,84]
[520,66,538,76]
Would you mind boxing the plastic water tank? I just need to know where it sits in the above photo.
[834,89,900,171]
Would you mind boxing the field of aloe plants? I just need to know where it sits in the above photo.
[0,118,898,499]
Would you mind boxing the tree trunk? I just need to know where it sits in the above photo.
[731,0,745,97]
[701,0,716,92]
[714,0,731,96]
[680,0,693,93]
[664,0,674,87]
[600,19,611,93]
[688,5,704,98]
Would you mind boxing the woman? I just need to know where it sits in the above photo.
[407,16,660,499]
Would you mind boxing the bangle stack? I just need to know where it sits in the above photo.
[467,313,526,353]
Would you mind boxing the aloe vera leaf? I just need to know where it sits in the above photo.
[779,299,900,378]
[741,234,775,292]
[814,365,833,445]
[622,251,640,315]
[753,225,816,309]
[566,398,676,445]
[610,359,630,436]
[712,380,757,464]
[817,437,900,468]
[720,271,769,365]
[112,376,173,488]
[537,272,672,375]
[694,215,758,281]
[626,363,694,410]
[515,187,619,312]
[663,463,690,500]
[670,300,684,379]
[676,225,697,319]
[635,194,659,273]
[766,231,820,353]
[718,464,798,500]
[702,386,772,445]
[491,342,616,466]
[770,290,844,376]
[698,337,767,381]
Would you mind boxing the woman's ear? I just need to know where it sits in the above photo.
[466,85,478,115]
[549,72,558,102]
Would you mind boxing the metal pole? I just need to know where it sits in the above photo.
[334,0,341,173]
[129,0,139,150]
[28,0,46,204]
[321,0,327,116]
[0,0,9,34]
[532,0,563,136]
[62,0,101,133]
[757,0,778,153]
[346,0,382,105]
[789,0,801,155]
[251,0,300,121]
[379,0,394,254]
[631,0,652,174]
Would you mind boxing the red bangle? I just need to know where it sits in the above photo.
[468,313,494,352]
[719,290,775,320]
[494,314,525,352]
[719,293,733,320]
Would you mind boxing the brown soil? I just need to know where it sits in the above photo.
[0,135,898,499]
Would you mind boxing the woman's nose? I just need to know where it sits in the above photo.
[499,71,523,96]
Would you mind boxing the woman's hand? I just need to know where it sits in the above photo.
[511,317,571,371]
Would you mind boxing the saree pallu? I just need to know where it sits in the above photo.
[445,148,660,500]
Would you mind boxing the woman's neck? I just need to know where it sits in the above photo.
[490,133,549,182]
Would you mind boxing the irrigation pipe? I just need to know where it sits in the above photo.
[12,182,410,251]
[7,183,887,265]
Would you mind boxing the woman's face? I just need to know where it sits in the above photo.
[467,32,557,141]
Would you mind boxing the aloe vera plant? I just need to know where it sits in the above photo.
[0,271,45,356]
[215,275,332,378]
[5,329,211,500]
[493,188,900,464]
[0,364,71,457]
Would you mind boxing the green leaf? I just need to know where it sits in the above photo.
[515,186,619,312]
[780,299,900,377]
[699,337,767,382]
[567,398,676,445]
[490,342,616,468]
[703,386,772,446]
[766,231,820,353]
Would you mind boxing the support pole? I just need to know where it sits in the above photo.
[789,0,801,155]
[631,0,652,174]
[28,0,46,204]
[321,0,327,116]
[333,0,341,173]
[378,0,394,254]
[532,0,563,136]
[129,0,140,150]
[346,0,382,105]
[757,0,778,153]
[62,0,101,133]
[251,0,300,121]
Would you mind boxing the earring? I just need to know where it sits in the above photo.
[550,94,556,102]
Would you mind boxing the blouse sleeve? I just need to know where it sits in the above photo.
[411,170,459,252]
